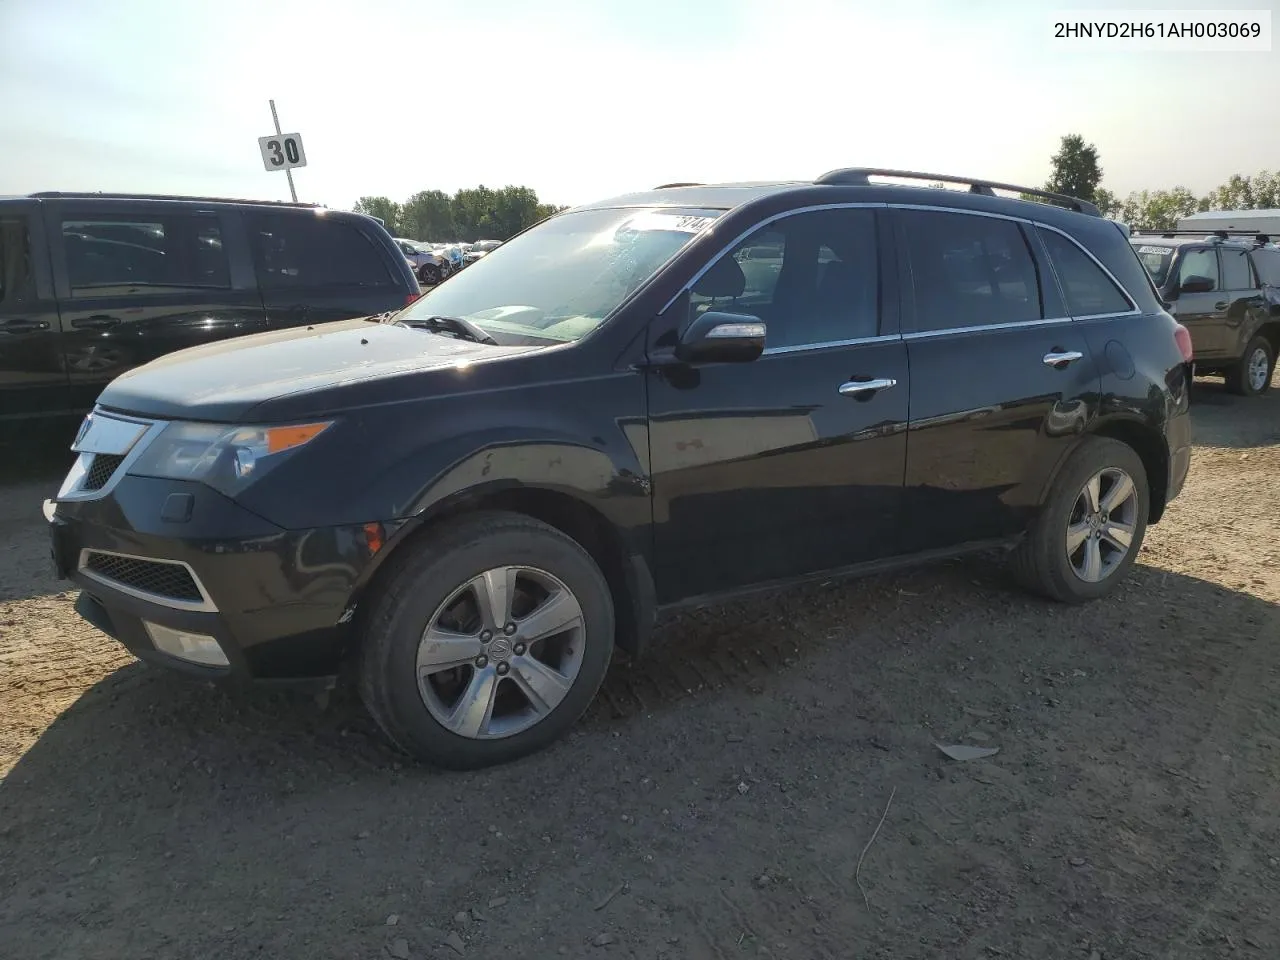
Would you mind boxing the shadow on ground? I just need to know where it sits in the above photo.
[3,559,1278,960]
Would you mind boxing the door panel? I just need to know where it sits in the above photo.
[0,202,70,422]
[1172,247,1228,359]
[646,206,907,604]
[44,203,268,411]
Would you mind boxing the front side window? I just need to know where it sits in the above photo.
[1220,247,1255,290]
[0,216,35,305]
[901,210,1043,331]
[62,215,229,294]
[252,214,395,289]
[1177,248,1219,291]
[1039,228,1132,316]
[689,208,879,348]
[398,206,724,343]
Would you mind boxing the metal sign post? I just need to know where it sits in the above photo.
[257,100,309,202]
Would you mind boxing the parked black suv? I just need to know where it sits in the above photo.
[1130,232,1280,395]
[0,193,420,440]
[45,170,1193,768]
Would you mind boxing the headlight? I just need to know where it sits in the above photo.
[129,421,331,496]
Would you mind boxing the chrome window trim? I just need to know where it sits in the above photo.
[1035,222,1142,317]
[57,410,165,502]
[763,334,899,356]
[77,548,218,613]
[902,317,1073,341]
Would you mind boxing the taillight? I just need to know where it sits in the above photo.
[405,291,421,305]
[1173,323,1194,363]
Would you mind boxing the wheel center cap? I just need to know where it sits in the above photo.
[489,637,513,662]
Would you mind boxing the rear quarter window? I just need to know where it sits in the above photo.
[1058,217,1162,314]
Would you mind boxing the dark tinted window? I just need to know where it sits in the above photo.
[252,215,393,289]
[1220,247,1255,290]
[0,216,35,304]
[691,208,878,348]
[901,211,1042,331]
[62,215,229,294]
[1040,228,1132,316]
[1177,248,1218,291]
[1252,248,1280,286]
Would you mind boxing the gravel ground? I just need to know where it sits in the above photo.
[2,376,1280,960]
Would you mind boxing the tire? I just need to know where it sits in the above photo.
[358,511,614,769]
[418,264,439,285]
[1010,436,1149,604]
[1226,335,1273,396]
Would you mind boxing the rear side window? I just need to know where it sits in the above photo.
[0,216,35,304]
[1252,248,1280,286]
[900,210,1042,331]
[1176,248,1219,291]
[251,215,394,289]
[1038,228,1133,316]
[61,215,230,294]
[1220,247,1255,290]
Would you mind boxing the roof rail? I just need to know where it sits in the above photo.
[653,182,704,189]
[813,168,1101,217]
[28,191,322,208]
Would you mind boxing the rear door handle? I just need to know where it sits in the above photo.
[71,315,121,330]
[1214,301,1229,311]
[1042,350,1084,368]
[839,377,897,399]
[0,318,50,335]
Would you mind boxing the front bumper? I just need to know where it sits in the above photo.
[47,475,386,683]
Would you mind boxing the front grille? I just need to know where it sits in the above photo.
[82,552,204,604]
[83,454,126,491]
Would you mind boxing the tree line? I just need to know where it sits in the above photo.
[353,186,567,243]
[1038,133,1278,231]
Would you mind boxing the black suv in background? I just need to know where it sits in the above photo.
[46,170,1193,769]
[0,193,419,440]
[1130,232,1280,395]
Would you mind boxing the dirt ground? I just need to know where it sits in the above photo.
[3,377,1280,960]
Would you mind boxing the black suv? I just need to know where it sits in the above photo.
[1130,232,1280,395]
[45,170,1193,769]
[0,193,420,439]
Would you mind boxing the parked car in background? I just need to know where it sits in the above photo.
[1130,230,1280,395]
[396,238,450,285]
[46,169,1191,769]
[0,193,419,443]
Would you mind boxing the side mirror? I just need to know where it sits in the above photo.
[674,311,766,364]
[1179,275,1214,294]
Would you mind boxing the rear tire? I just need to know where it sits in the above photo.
[1010,437,1149,603]
[358,511,614,769]
[1226,335,1273,396]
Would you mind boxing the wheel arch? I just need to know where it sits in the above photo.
[1052,417,1170,524]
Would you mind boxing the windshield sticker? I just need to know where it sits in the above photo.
[1138,245,1172,255]
[619,212,719,234]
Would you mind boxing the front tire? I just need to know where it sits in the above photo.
[1010,437,1149,603]
[1227,335,1273,396]
[358,511,614,769]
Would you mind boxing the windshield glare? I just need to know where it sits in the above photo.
[1132,243,1176,287]
[397,206,723,343]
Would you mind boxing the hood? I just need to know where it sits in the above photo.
[97,318,541,423]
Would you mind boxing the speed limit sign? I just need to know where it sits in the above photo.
[258,133,307,172]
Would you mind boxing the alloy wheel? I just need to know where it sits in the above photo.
[415,566,586,739]
[1248,347,1270,392]
[1065,467,1139,583]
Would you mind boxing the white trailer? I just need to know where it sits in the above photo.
[1176,209,1280,236]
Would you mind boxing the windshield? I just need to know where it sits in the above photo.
[1131,242,1176,287]
[397,206,723,343]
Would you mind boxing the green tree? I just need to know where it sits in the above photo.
[1250,171,1280,209]
[353,196,400,234]
[1093,187,1121,219]
[1045,133,1103,203]
[398,190,454,242]
[1117,187,1202,231]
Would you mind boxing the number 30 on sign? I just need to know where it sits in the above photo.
[257,133,307,172]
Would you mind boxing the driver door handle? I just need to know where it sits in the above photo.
[839,377,897,398]
[1042,350,1084,368]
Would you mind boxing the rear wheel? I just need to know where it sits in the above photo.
[358,512,614,769]
[1010,437,1148,603]
[1227,335,1273,396]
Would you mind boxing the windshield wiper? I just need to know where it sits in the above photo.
[394,315,498,346]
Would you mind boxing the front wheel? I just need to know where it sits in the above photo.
[1227,335,1273,396]
[1010,437,1149,603]
[358,512,615,769]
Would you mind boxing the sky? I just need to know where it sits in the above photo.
[1,0,1276,210]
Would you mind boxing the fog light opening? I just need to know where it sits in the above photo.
[143,622,229,667]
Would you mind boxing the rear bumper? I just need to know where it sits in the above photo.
[47,475,387,683]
